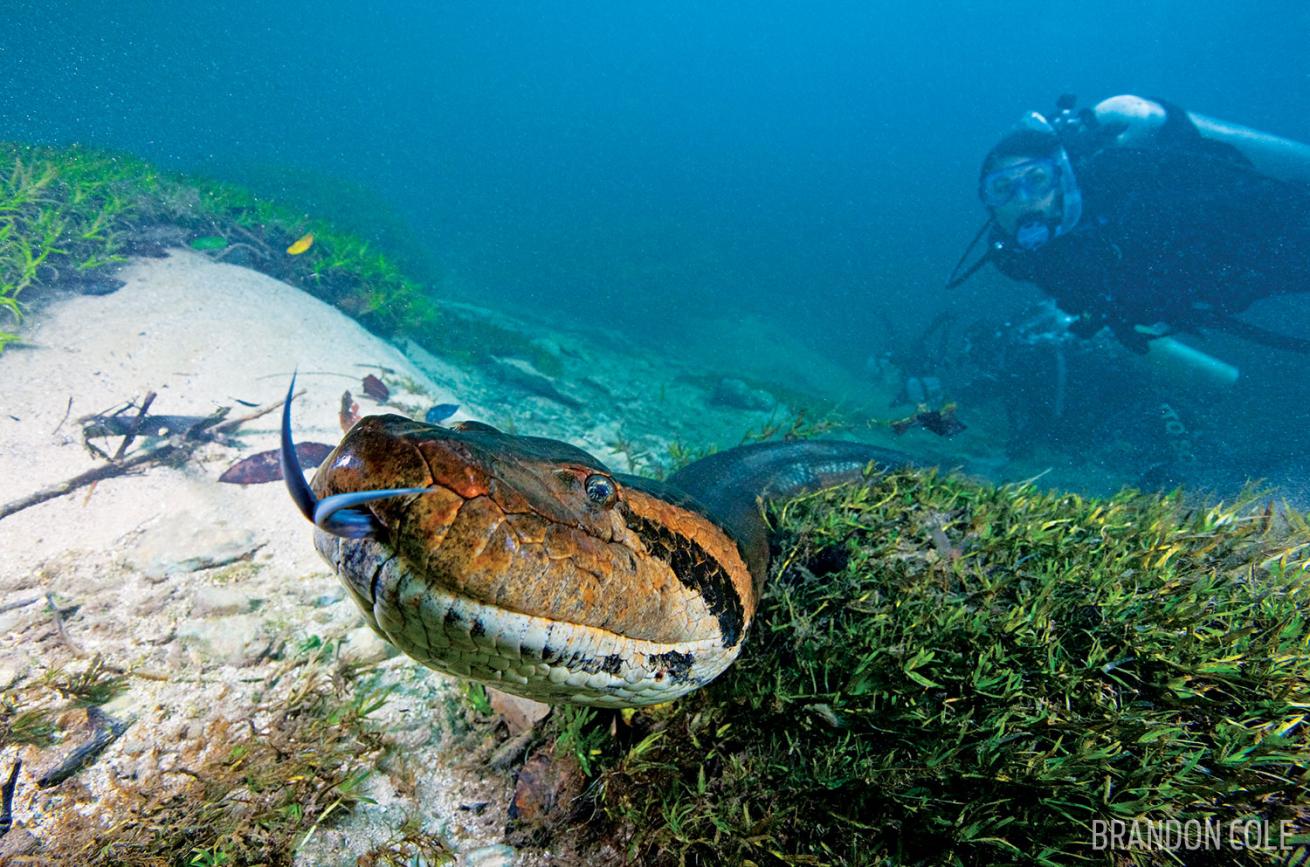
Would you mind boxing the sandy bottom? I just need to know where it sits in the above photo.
[0,250,518,863]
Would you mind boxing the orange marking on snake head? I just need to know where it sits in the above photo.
[311,413,739,647]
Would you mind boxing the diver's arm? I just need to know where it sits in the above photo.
[1064,303,1151,353]
[1108,318,1152,354]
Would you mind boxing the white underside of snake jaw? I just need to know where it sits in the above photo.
[315,531,743,707]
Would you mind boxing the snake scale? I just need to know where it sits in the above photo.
[281,377,913,707]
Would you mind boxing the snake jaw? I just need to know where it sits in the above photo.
[299,412,753,706]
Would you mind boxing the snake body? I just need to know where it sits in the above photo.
[283,391,911,707]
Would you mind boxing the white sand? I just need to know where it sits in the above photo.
[0,248,470,572]
[0,250,514,863]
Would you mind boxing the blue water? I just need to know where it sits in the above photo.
[6,1,1310,495]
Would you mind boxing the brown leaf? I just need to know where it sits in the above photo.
[218,443,334,484]
[361,373,389,403]
[340,390,361,433]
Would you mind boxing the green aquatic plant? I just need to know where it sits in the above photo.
[740,403,847,444]
[553,705,610,777]
[35,643,430,866]
[462,681,494,716]
[0,142,444,353]
[356,813,455,867]
[557,472,1310,865]
[45,654,127,706]
[0,699,56,748]
[188,845,233,867]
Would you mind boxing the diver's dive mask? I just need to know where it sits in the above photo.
[980,157,1059,207]
[981,111,1084,251]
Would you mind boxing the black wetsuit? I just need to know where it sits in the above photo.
[991,106,1310,351]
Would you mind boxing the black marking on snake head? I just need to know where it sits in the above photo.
[623,509,745,647]
[470,618,486,638]
[444,608,463,627]
[650,651,695,685]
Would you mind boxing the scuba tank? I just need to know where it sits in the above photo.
[1136,326,1240,391]
[1092,94,1310,185]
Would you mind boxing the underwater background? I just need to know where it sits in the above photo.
[6,1,1310,493]
[4,5,1310,864]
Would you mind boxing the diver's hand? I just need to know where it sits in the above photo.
[1113,323,1152,354]
[1068,312,1104,339]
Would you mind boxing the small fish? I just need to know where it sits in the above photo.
[425,403,460,424]
[286,231,315,256]
[340,390,361,433]
[188,235,228,251]
[890,404,967,438]
[219,442,333,484]
[361,374,389,402]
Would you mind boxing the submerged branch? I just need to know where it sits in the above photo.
[0,390,301,522]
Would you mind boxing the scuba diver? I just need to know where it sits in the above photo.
[948,94,1310,355]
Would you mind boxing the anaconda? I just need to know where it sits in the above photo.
[281,378,914,707]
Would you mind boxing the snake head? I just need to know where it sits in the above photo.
[282,379,751,706]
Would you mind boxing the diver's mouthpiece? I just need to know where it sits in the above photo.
[1015,220,1052,251]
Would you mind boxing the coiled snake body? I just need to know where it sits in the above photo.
[282,380,911,707]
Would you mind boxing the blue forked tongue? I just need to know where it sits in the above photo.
[280,373,430,540]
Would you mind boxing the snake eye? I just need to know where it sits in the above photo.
[584,474,616,507]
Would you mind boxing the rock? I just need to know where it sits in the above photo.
[71,275,127,296]
[506,746,585,844]
[0,598,40,637]
[710,377,776,412]
[189,586,251,619]
[125,512,260,581]
[485,357,584,410]
[488,689,550,735]
[0,668,19,692]
[579,376,614,397]
[340,626,394,667]
[0,655,31,691]
[311,588,346,608]
[0,827,38,859]
[463,843,517,867]
[176,613,271,667]
[528,336,563,361]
